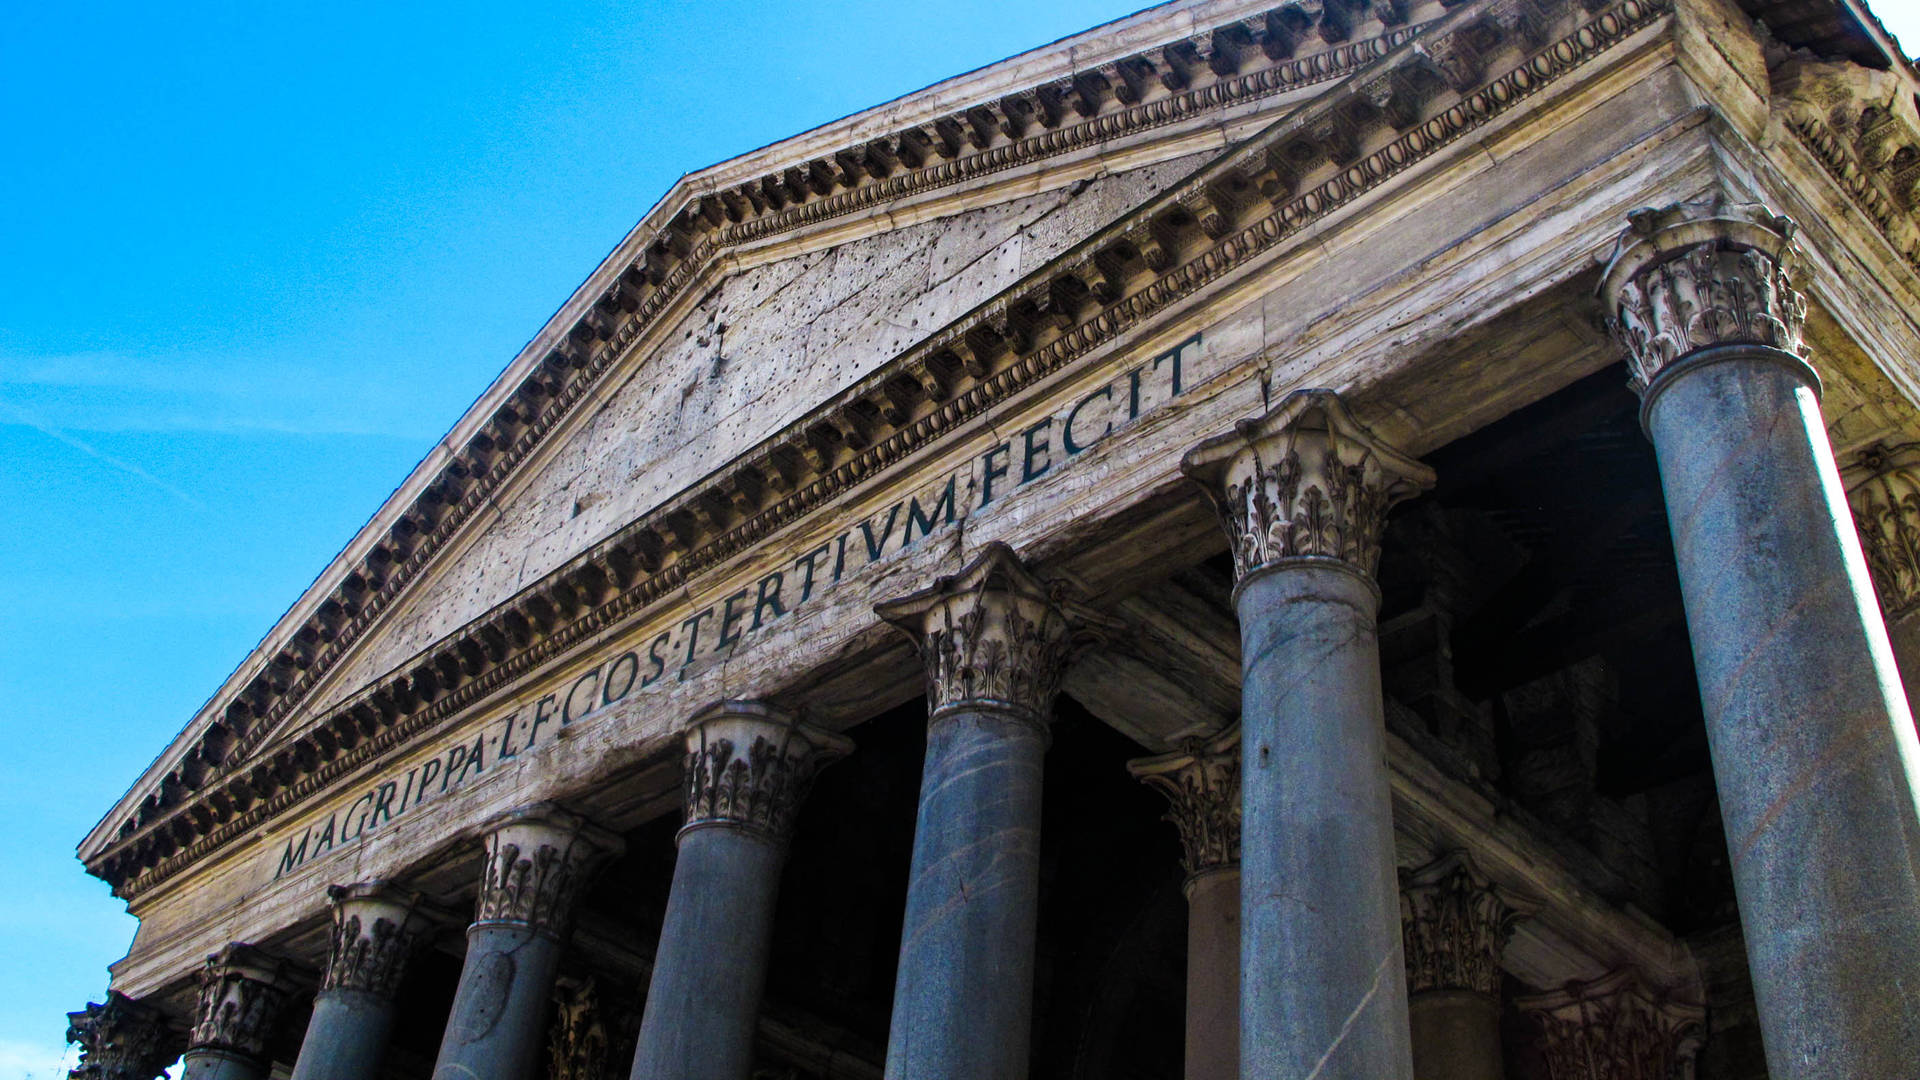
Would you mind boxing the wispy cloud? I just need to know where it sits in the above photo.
[0,349,458,441]
[0,396,204,508]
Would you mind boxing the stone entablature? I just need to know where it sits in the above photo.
[84,0,1445,881]
[86,0,1675,904]
[1776,55,1920,278]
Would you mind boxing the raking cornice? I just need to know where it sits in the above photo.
[90,0,1670,899]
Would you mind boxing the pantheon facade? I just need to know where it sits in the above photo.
[65,0,1920,1077]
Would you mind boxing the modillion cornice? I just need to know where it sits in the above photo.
[90,0,1677,899]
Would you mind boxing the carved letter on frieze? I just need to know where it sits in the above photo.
[321,882,433,998]
[66,991,179,1080]
[1514,969,1705,1080]
[681,701,852,841]
[1597,199,1811,396]
[875,541,1117,726]
[1846,441,1920,618]
[188,944,302,1061]
[1128,724,1241,883]
[1181,388,1435,587]
[1399,850,1524,997]
[472,806,622,940]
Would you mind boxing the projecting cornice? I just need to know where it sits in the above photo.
[83,0,1439,872]
[87,0,1671,899]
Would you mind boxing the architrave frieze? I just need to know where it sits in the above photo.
[91,1,1446,858]
[1775,54,1920,284]
[92,0,1674,901]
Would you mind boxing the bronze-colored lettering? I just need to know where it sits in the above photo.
[563,670,601,726]
[906,476,957,543]
[718,588,752,649]
[642,632,670,687]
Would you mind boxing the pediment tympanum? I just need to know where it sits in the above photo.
[87,0,1677,903]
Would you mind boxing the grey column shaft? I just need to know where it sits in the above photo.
[884,707,1047,1080]
[179,1051,267,1080]
[433,925,565,1080]
[1408,990,1500,1080]
[289,988,394,1080]
[1238,562,1413,1080]
[630,827,786,1080]
[1645,348,1920,1075]
[1184,868,1240,1080]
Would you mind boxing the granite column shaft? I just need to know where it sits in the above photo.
[629,703,850,1080]
[1130,725,1242,1080]
[290,883,433,1080]
[875,542,1109,1080]
[1184,390,1433,1080]
[1602,200,1920,1077]
[431,806,620,1080]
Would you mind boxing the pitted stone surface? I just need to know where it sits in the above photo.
[313,154,1209,711]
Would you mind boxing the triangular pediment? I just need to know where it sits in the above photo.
[86,0,1677,897]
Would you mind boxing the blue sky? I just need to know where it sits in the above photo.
[7,0,1920,1075]
[0,2,1160,1073]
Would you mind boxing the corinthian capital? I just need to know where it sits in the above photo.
[1128,724,1241,883]
[1399,851,1524,997]
[472,805,622,940]
[681,701,852,840]
[1845,441,1920,618]
[321,882,435,997]
[1515,969,1705,1080]
[1598,199,1811,394]
[875,542,1115,725]
[65,991,179,1080]
[188,944,302,1061]
[1182,389,1434,586]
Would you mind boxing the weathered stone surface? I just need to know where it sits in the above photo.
[66,992,179,1080]
[289,883,435,1080]
[1184,390,1431,1080]
[433,807,620,1080]
[629,704,848,1080]
[1602,200,1920,1080]
[180,945,302,1080]
[877,543,1106,1080]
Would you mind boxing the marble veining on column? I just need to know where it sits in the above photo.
[1184,388,1433,1080]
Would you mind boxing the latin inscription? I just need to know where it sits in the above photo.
[273,333,1202,879]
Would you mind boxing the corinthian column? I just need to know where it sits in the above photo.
[875,541,1111,1080]
[1129,725,1241,1080]
[1845,441,1920,716]
[628,701,851,1080]
[290,883,434,1080]
[1599,198,1920,1078]
[66,990,180,1080]
[431,805,621,1080]
[1514,969,1704,1080]
[1400,852,1521,1080]
[1182,388,1434,1080]
[180,945,302,1080]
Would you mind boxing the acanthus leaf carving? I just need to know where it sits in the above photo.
[1128,724,1241,880]
[876,542,1117,725]
[187,944,301,1061]
[320,883,433,997]
[65,991,179,1080]
[681,702,852,839]
[1845,441,1920,618]
[546,976,610,1080]
[1182,389,1435,584]
[473,806,622,940]
[1598,199,1810,394]
[1515,969,1705,1080]
[1398,850,1524,996]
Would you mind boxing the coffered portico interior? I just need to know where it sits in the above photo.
[64,0,1920,1078]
